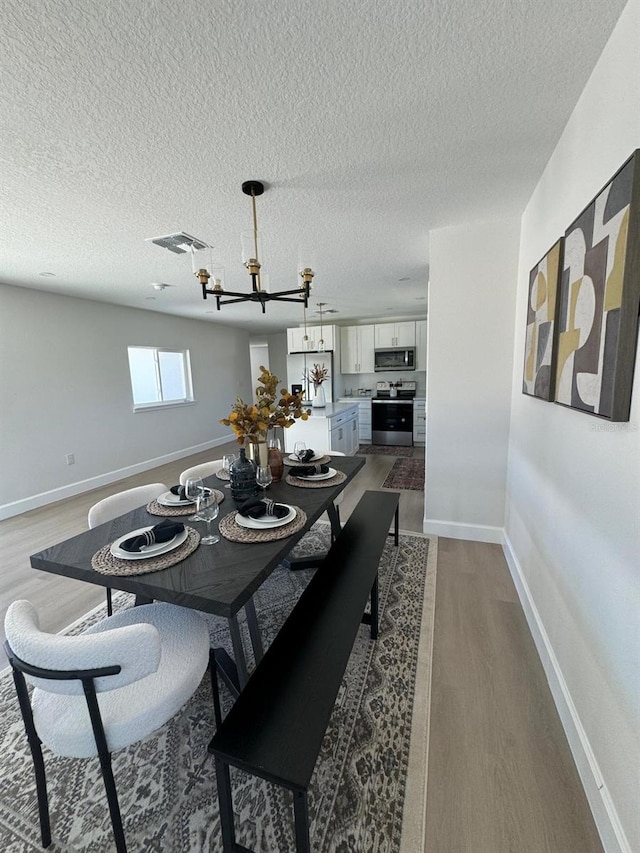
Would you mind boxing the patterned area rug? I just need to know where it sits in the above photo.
[382,458,426,491]
[357,444,413,457]
[0,526,435,853]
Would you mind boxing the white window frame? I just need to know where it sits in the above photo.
[127,346,195,412]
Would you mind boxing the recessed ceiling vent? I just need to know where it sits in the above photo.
[145,232,210,254]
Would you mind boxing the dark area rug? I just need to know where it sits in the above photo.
[357,444,413,457]
[382,458,425,491]
[0,526,434,852]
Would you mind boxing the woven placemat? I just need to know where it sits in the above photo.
[285,470,347,488]
[147,490,224,517]
[215,470,230,481]
[219,507,307,543]
[283,454,331,466]
[91,527,201,577]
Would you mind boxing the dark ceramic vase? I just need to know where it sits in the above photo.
[229,447,258,505]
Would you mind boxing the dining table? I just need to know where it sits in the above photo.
[29,454,365,693]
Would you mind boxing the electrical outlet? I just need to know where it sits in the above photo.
[65,453,75,465]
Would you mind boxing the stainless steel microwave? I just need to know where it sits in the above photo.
[374,348,416,371]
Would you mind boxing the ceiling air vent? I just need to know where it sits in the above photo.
[145,232,210,254]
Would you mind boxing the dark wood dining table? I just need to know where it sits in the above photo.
[30,454,365,691]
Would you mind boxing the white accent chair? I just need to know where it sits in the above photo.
[87,483,168,615]
[4,600,213,853]
[179,460,224,485]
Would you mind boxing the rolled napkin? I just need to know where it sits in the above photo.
[290,464,330,478]
[169,485,190,501]
[120,519,185,553]
[296,448,316,464]
[237,497,290,519]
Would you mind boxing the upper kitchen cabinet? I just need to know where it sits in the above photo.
[287,324,335,353]
[415,320,427,370]
[340,325,375,373]
[374,321,416,348]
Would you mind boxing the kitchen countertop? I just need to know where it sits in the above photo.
[301,401,359,419]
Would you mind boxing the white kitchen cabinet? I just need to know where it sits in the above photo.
[340,325,375,373]
[283,403,359,455]
[338,398,371,443]
[413,398,426,444]
[287,324,335,353]
[374,321,415,349]
[329,406,359,455]
[416,320,427,371]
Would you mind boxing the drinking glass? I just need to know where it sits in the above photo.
[184,477,205,521]
[221,453,236,489]
[198,489,220,545]
[293,441,306,461]
[256,465,273,497]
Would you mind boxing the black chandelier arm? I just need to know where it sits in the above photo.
[206,287,310,308]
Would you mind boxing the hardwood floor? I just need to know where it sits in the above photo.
[425,539,604,853]
[0,443,603,852]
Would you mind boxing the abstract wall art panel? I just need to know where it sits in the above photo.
[523,239,563,400]
[554,150,640,421]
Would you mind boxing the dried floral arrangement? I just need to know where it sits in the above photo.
[220,367,310,444]
[305,363,329,388]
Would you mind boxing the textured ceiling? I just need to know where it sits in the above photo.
[1,0,628,332]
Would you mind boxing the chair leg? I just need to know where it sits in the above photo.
[11,668,51,847]
[82,682,127,852]
[106,587,113,616]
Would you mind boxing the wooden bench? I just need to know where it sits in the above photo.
[208,489,400,853]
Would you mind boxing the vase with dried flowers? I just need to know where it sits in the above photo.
[304,362,329,408]
[220,367,310,476]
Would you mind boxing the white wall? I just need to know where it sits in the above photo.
[424,217,521,541]
[0,284,251,517]
[504,1,640,850]
[264,331,288,391]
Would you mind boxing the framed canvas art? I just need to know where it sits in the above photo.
[554,150,640,421]
[522,239,563,400]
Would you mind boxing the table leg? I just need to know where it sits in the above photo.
[228,614,249,689]
[326,501,341,541]
[244,599,264,664]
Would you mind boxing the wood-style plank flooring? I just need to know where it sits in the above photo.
[0,442,603,852]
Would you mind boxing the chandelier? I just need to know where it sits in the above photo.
[194,181,314,314]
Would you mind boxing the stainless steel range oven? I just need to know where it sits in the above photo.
[371,381,416,446]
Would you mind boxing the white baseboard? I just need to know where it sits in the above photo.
[502,534,631,853]
[422,517,503,543]
[0,436,234,520]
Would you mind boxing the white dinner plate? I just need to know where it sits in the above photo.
[287,453,323,464]
[294,467,337,482]
[157,491,195,507]
[235,506,296,530]
[110,526,189,560]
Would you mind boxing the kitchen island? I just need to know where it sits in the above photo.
[284,401,359,456]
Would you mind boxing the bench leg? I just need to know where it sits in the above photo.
[293,789,311,853]
[394,504,399,546]
[215,757,237,852]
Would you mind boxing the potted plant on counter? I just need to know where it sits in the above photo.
[304,363,329,408]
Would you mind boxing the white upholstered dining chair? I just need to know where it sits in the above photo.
[4,599,212,853]
[179,459,224,485]
[87,483,168,615]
